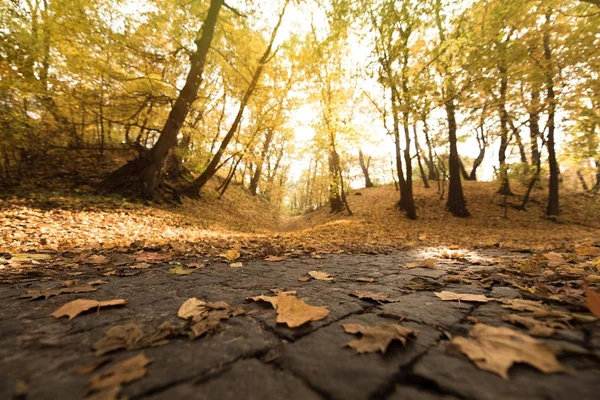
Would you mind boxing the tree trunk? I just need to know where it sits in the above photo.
[401,115,417,219]
[358,149,374,188]
[577,170,590,191]
[544,14,559,217]
[593,158,600,192]
[101,0,223,199]
[181,1,288,197]
[250,129,275,195]
[445,99,470,217]
[423,119,438,181]
[414,124,430,188]
[497,61,513,196]
[328,149,344,213]
[469,146,485,181]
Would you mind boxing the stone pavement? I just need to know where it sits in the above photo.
[1,250,599,400]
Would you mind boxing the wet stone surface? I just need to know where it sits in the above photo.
[1,249,599,399]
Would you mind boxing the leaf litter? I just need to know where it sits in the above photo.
[177,297,244,339]
[342,323,418,354]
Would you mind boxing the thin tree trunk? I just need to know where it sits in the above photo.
[329,149,344,213]
[497,59,513,196]
[414,124,430,188]
[182,1,288,197]
[544,13,559,217]
[577,170,590,191]
[445,99,470,217]
[250,129,275,195]
[358,149,374,188]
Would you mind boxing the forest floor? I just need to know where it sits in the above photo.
[2,178,600,399]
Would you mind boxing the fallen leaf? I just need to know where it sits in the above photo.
[501,314,565,337]
[186,263,205,269]
[404,259,436,269]
[87,385,120,400]
[356,277,375,283]
[269,288,297,295]
[434,291,489,303]
[451,323,566,379]
[342,323,418,353]
[585,274,600,284]
[586,287,600,318]
[297,275,311,282]
[89,352,150,392]
[221,249,240,261]
[543,252,565,267]
[130,263,151,269]
[10,253,52,262]
[135,252,171,262]
[51,299,127,320]
[275,293,330,328]
[88,279,107,286]
[308,270,334,281]
[229,262,243,268]
[178,298,222,320]
[574,245,600,257]
[250,293,329,328]
[87,255,108,265]
[499,299,571,320]
[61,280,77,287]
[265,255,286,262]
[350,290,391,303]
[93,323,144,355]
[21,285,97,300]
[168,266,194,275]
[177,297,239,339]
[73,356,112,375]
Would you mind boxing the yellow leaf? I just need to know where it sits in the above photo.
[168,266,194,275]
[308,270,333,281]
[249,293,329,328]
[221,249,240,261]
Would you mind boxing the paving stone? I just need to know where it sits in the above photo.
[489,286,522,299]
[388,385,461,400]
[380,292,472,328]
[147,358,321,400]
[276,313,440,400]
[412,343,600,400]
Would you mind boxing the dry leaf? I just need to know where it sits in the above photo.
[135,252,171,262]
[250,293,329,328]
[229,262,243,268]
[168,266,194,275]
[186,263,205,269]
[73,357,112,375]
[178,298,219,320]
[308,270,334,281]
[88,279,107,286]
[501,314,564,337]
[87,385,120,400]
[434,291,489,303]
[87,255,108,265]
[404,259,436,269]
[177,298,234,339]
[350,290,391,303]
[93,323,144,356]
[297,275,311,282]
[356,277,375,283]
[451,323,566,379]
[89,352,150,392]
[221,249,240,261]
[543,252,565,267]
[276,293,329,328]
[574,245,600,257]
[10,253,52,262]
[499,299,571,320]
[51,299,127,320]
[265,255,286,262]
[22,285,97,300]
[61,280,77,287]
[130,263,151,269]
[343,323,418,353]
[586,274,600,284]
[586,287,600,318]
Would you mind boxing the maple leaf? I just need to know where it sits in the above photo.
[221,249,240,261]
[89,352,151,392]
[342,323,418,354]
[51,299,127,320]
[168,266,194,275]
[434,291,489,302]
[451,324,566,379]
[586,287,600,318]
[308,270,334,281]
[249,293,329,328]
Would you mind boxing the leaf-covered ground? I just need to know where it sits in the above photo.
[1,182,600,399]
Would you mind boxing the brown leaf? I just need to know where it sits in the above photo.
[350,290,391,303]
[434,291,489,303]
[343,323,418,353]
[88,279,107,286]
[22,285,97,300]
[89,352,151,392]
[265,255,286,262]
[61,280,77,287]
[543,252,565,267]
[451,323,566,379]
[356,277,375,283]
[297,274,311,282]
[275,293,330,328]
[87,255,109,265]
[186,263,205,269]
[308,270,334,281]
[574,245,600,257]
[221,249,240,261]
[93,323,144,356]
[586,287,600,318]
[178,298,225,320]
[250,293,329,328]
[404,259,436,269]
[51,299,127,320]
[135,252,171,262]
[130,262,151,269]
[73,356,112,375]
[499,299,572,320]
[168,265,194,275]
[177,298,234,339]
[501,314,564,337]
